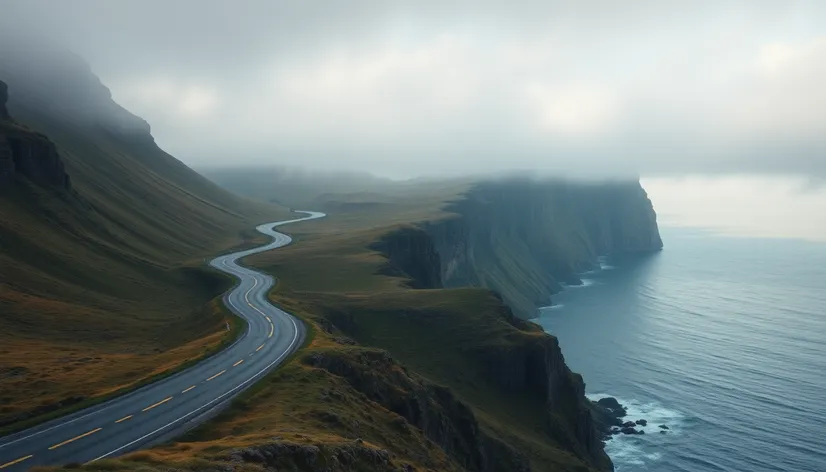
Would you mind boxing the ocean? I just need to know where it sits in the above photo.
[535,227,826,472]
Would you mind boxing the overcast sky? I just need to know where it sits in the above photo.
[1,0,825,179]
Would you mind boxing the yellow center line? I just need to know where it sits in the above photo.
[268,323,274,338]
[182,385,196,393]
[233,359,244,367]
[48,427,102,450]
[115,415,132,423]
[142,396,173,412]
[256,344,265,352]
[0,455,33,469]
[266,316,271,322]
[207,369,226,381]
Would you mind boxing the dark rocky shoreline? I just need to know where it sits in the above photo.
[590,397,670,439]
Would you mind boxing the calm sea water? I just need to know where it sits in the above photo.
[536,227,826,472]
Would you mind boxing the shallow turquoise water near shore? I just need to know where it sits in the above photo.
[536,227,826,471]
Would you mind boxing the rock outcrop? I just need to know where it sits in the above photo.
[0,80,70,190]
[0,80,9,121]
[370,226,443,289]
[304,348,532,472]
[227,440,410,472]
[423,179,663,318]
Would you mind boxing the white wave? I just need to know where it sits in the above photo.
[545,304,565,310]
[588,393,685,470]
[600,263,616,270]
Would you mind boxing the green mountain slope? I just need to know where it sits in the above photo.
[0,47,287,430]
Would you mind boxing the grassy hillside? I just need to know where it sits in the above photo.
[0,51,288,430]
[78,191,614,472]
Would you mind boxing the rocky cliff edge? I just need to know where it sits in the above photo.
[0,80,70,190]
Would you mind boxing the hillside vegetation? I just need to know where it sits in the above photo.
[72,180,659,472]
[0,47,287,431]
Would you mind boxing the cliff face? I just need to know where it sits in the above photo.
[364,181,662,468]
[369,226,613,470]
[0,80,71,190]
[479,334,608,468]
[369,226,443,289]
[423,179,662,318]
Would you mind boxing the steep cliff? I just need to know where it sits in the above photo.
[0,80,71,190]
[423,179,662,318]
[358,184,661,466]
[367,227,612,470]
[369,225,443,289]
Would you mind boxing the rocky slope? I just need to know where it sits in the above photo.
[0,80,71,190]
[304,348,533,472]
[423,179,662,318]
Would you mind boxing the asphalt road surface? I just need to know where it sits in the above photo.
[0,211,325,471]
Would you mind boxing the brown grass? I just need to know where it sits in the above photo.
[75,193,601,472]
[0,130,288,432]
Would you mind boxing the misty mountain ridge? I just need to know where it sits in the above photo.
[0,42,152,140]
[0,45,286,430]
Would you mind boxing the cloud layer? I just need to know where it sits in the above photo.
[2,0,825,178]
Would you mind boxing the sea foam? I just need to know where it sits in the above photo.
[587,393,685,471]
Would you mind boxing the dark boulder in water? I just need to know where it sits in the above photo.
[658,424,669,430]
[590,396,634,444]
[597,397,623,411]
[636,419,648,426]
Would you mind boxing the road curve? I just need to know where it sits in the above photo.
[0,211,325,471]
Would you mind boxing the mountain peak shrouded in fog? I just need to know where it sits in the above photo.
[1,0,825,178]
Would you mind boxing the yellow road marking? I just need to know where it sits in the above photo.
[115,415,132,423]
[268,323,274,338]
[256,344,265,352]
[266,316,271,322]
[48,428,102,450]
[182,385,196,393]
[233,359,244,367]
[0,455,33,469]
[142,396,173,412]
[207,370,226,381]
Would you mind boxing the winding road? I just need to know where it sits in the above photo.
[0,211,325,471]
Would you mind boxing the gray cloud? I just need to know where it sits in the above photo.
[1,0,825,178]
